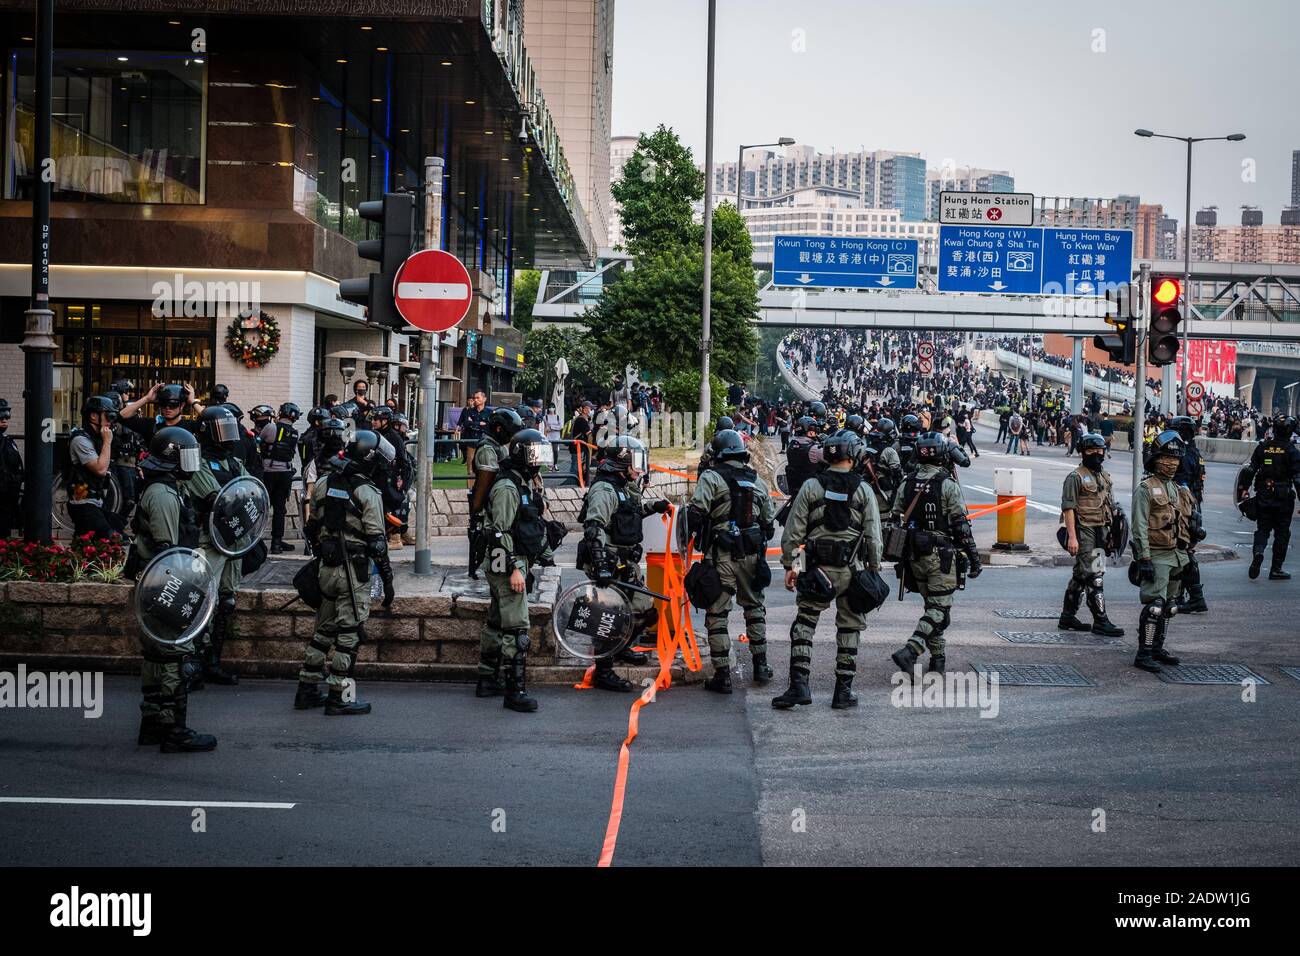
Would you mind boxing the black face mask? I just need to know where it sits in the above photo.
[1083,454,1104,472]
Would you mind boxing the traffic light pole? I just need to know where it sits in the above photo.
[413,155,444,576]
[1132,263,1150,492]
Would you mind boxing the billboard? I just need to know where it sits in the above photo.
[1175,340,1237,397]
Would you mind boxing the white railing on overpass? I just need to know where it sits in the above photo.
[988,347,1151,403]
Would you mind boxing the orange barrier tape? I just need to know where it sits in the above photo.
[649,463,695,481]
[966,496,1026,519]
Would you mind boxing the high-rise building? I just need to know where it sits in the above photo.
[925,166,1015,220]
[1183,218,1300,264]
[1157,217,1180,259]
[1292,149,1300,209]
[524,0,615,251]
[608,133,639,248]
[711,145,928,221]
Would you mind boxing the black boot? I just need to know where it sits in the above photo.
[703,660,733,694]
[614,645,649,666]
[203,609,240,686]
[830,674,858,709]
[293,681,329,709]
[771,668,812,709]
[1180,586,1208,613]
[751,651,773,684]
[273,540,295,553]
[1151,614,1179,665]
[159,698,217,753]
[1058,582,1091,631]
[1133,604,1163,673]
[593,662,632,692]
[1269,566,1291,580]
[503,649,539,713]
[891,644,920,680]
[1086,584,1125,637]
[1249,551,1264,580]
[926,654,946,675]
[325,683,372,716]
[137,715,165,746]
[475,653,504,698]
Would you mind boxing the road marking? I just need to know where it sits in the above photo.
[965,484,1062,516]
[980,452,1076,470]
[0,797,296,809]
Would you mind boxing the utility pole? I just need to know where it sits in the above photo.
[1132,263,1150,492]
[22,0,55,544]
[697,0,716,441]
[413,155,444,576]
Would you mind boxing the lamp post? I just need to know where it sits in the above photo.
[698,0,716,440]
[735,137,795,211]
[1134,128,1246,414]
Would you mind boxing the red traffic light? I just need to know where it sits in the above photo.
[1153,277,1181,305]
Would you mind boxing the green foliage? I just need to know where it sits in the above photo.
[661,368,727,422]
[610,125,704,257]
[705,202,754,266]
[516,325,618,412]
[512,269,540,333]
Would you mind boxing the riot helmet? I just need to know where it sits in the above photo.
[279,402,302,422]
[486,407,523,444]
[319,416,348,454]
[110,378,135,398]
[808,400,827,422]
[307,406,328,426]
[899,414,922,437]
[821,428,862,464]
[1168,416,1197,443]
[156,383,187,409]
[211,383,229,404]
[795,415,819,436]
[370,405,394,428]
[1150,430,1186,460]
[915,431,948,466]
[597,434,649,476]
[715,416,735,432]
[345,429,396,477]
[844,414,866,436]
[506,428,555,476]
[197,405,243,453]
[141,426,202,478]
[81,395,119,428]
[1273,415,1296,441]
[1079,433,1107,454]
[876,417,898,442]
[249,404,275,424]
[223,402,244,422]
[710,428,748,464]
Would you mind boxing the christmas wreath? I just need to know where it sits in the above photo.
[225,310,280,369]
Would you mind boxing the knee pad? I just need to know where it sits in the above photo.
[1090,575,1104,590]
[1163,602,1178,618]
[218,594,237,614]
[514,632,532,654]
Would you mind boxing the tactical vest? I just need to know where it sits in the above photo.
[267,423,298,463]
[901,474,951,535]
[322,471,374,538]
[204,451,242,487]
[1070,464,1111,527]
[1141,476,1190,551]
[132,476,201,549]
[717,465,760,529]
[897,437,917,470]
[810,470,866,534]
[1255,442,1291,484]
[497,470,548,560]
[67,428,107,503]
[579,473,642,547]
[785,437,817,492]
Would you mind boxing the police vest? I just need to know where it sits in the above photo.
[497,470,548,560]
[901,474,952,535]
[716,465,760,530]
[67,428,107,503]
[1069,464,1111,527]
[785,437,818,492]
[1141,476,1191,551]
[1255,442,1291,484]
[322,471,374,539]
[267,423,298,463]
[204,452,242,487]
[579,474,642,547]
[132,476,201,550]
[809,470,866,535]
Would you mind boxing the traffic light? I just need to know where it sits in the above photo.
[339,192,415,329]
[1094,283,1137,365]
[1148,276,1183,366]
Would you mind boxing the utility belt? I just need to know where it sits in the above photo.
[712,523,766,559]
[318,535,369,578]
[806,537,858,568]
[909,529,953,557]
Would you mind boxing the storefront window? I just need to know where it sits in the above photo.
[6,49,206,204]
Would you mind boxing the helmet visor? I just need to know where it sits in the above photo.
[211,416,241,445]
[518,441,555,468]
[178,446,202,474]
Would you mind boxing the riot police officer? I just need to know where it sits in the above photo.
[296,430,395,715]
[128,427,216,752]
[577,435,671,691]
[120,382,202,444]
[687,429,776,692]
[896,413,922,473]
[1169,415,1208,612]
[260,402,301,554]
[1131,430,1195,672]
[776,429,883,710]
[373,406,414,548]
[182,406,250,687]
[889,432,982,677]
[475,429,555,712]
[1237,415,1300,581]
[467,408,523,576]
[807,400,829,433]
[0,400,23,537]
[696,416,736,477]
[778,416,822,523]
[66,395,122,538]
[1058,433,1125,637]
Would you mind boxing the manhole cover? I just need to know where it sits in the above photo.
[972,663,1095,687]
[995,629,1126,646]
[994,609,1062,620]
[1280,667,1300,682]
[1158,664,1270,686]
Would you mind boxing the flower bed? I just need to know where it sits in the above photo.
[0,534,127,583]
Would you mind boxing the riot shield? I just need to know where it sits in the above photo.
[675,497,694,560]
[134,547,219,650]
[551,581,634,661]
[1107,509,1131,559]
[208,474,272,556]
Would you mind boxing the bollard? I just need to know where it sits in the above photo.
[992,467,1030,551]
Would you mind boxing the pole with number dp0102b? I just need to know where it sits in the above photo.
[414,155,444,576]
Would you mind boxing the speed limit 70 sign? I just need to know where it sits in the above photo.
[917,342,935,376]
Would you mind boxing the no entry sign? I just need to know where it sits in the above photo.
[392,249,473,333]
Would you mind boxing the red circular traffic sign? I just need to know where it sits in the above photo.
[986,207,1003,221]
[392,249,473,333]
[1186,380,1205,400]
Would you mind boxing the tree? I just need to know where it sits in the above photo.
[610,125,703,257]
[516,325,618,413]
[512,269,540,333]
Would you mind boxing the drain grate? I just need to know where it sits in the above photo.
[995,629,1127,646]
[1157,663,1270,686]
[994,609,1062,620]
[1280,667,1300,682]
[972,663,1095,687]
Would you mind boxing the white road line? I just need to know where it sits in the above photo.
[979,452,1076,470]
[0,797,296,809]
[964,483,1062,516]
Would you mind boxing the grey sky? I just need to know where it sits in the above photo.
[611,0,1298,221]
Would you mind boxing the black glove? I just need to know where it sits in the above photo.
[591,545,615,584]
[382,572,395,610]
[1137,558,1156,584]
[537,554,555,567]
[649,498,671,515]
[965,548,982,579]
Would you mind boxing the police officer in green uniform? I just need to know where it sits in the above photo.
[1058,433,1125,637]
[295,430,395,714]
[181,406,250,688]
[468,407,523,577]
[1130,430,1195,672]
[775,429,883,710]
[128,427,216,753]
[577,435,671,692]
[687,429,776,692]
[889,432,982,677]
[475,428,555,713]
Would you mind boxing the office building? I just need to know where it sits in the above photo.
[608,133,639,248]
[925,166,1015,220]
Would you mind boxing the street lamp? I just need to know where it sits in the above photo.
[735,136,795,211]
[1134,128,1246,413]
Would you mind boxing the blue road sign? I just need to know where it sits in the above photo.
[773,235,918,289]
[938,225,1133,297]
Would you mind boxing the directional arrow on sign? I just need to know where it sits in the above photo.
[877,276,894,287]
[797,273,814,284]
[990,280,1008,291]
